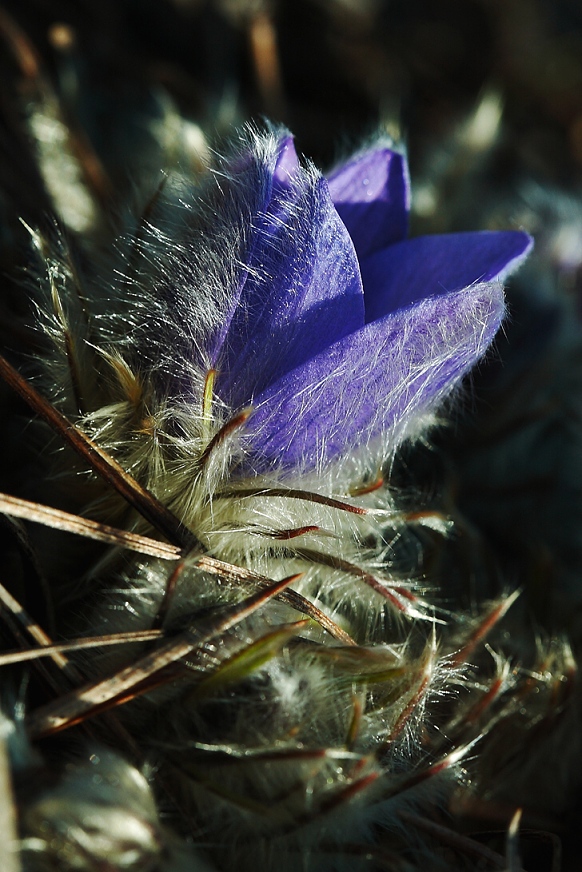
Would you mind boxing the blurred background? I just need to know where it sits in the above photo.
[2,2,582,869]
[1,0,582,212]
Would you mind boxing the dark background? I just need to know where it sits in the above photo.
[2,0,582,189]
[1,3,582,869]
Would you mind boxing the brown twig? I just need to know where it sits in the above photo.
[0,492,182,560]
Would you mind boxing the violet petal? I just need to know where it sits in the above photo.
[361,230,532,323]
[244,282,505,473]
[327,147,410,259]
[214,136,365,408]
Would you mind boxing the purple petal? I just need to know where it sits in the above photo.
[327,147,410,259]
[273,135,299,186]
[242,283,505,474]
[213,135,365,409]
[361,230,532,323]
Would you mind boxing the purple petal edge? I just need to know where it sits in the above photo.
[211,134,365,408]
[242,282,505,475]
[327,147,410,259]
[361,230,532,323]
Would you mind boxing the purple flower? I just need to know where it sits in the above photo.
[148,129,531,476]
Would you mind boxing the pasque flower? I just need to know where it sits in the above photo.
[17,125,544,872]
[137,128,531,480]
